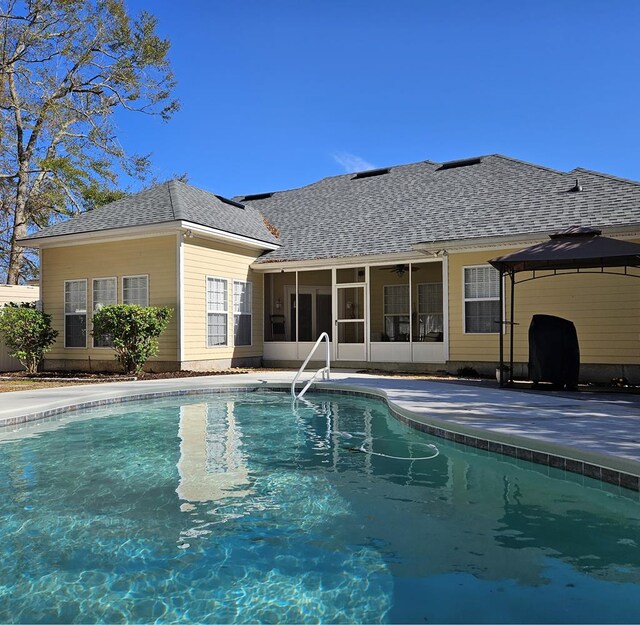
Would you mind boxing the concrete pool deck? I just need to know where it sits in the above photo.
[1,370,639,489]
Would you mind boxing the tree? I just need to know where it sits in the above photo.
[0,0,178,283]
[0,302,57,373]
[92,304,172,374]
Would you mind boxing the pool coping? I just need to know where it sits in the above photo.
[0,377,639,492]
[312,383,640,493]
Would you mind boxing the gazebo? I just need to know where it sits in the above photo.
[488,227,640,386]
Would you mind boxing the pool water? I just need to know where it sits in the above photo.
[0,391,639,623]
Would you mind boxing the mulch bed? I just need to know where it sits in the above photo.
[0,369,250,382]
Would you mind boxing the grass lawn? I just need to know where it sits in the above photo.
[0,379,99,393]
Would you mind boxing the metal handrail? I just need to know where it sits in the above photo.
[291,332,331,400]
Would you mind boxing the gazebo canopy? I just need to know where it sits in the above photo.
[487,226,640,387]
[489,227,640,274]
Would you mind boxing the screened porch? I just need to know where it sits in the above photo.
[262,260,447,364]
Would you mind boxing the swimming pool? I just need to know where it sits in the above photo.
[0,390,639,623]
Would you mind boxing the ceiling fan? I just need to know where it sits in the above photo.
[379,264,419,277]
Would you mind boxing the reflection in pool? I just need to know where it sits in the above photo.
[0,391,639,623]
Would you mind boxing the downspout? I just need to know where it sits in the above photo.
[176,233,184,367]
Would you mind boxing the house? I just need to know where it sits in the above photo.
[18,154,640,381]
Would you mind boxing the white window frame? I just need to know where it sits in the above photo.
[462,265,501,334]
[383,284,410,342]
[64,279,87,348]
[92,276,117,348]
[207,276,228,347]
[233,280,253,347]
[122,274,149,307]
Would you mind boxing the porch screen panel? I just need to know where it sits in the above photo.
[417,282,443,340]
[233,281,252,346]
[65,280,87,348]
[384,284,409,341]
[93,277,117,347]
[464,266,500,333]
[207,277,228,346]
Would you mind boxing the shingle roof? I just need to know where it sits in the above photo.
[20,179,280,246]
[242,154,640,263]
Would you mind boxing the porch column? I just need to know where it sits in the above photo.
[509,271,515,384]
[408,262,413,354]
[295,270,299,344]
[498,268,505,386]
[365,264,371,362]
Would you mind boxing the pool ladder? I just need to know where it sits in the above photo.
[291,332,331,400]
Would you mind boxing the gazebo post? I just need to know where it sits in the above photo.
[509,271,515,384]
[498,268,504,386]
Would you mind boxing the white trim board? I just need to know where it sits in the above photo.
[19,220,279,252]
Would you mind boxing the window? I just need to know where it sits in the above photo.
[64,280,87,348]
[123,275,148,306]
[417,282,443,340]
[207,277,228,346]
[383,284,409,341]
[464,266,500,333]
[93,277,117,347]
[233,281,252,346]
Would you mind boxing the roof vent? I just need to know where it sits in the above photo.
[241,192,274,201]
[568,178,582,193]
[437,157,482,171]
[216,195,245,209]
[352,168,390,180]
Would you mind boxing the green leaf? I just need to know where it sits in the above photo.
[0,304,59,373]
[92,304,173,374]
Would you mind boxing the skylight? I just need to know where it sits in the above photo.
[241,192,274,201]
[352,168,390,180]
[216,195,245,209]
[437,157,482,171]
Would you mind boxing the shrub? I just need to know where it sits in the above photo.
[0,303,58,374]
[92,305,173,374]
[456,365,480,378]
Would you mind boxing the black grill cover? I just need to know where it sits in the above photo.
[528,314,580,388]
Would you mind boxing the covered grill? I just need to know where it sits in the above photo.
[528,314,580,389]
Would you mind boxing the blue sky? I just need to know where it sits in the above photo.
[118,0,640,198]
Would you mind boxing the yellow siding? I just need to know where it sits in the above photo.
[182,238,264,361]
[42,236,178,363]
[448,248,640,364]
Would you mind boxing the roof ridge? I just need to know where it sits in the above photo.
[166,180,180,219]
[488,154,568,176]
[570,167,640,188]
[172,178,231,204]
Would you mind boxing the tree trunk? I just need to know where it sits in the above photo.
[6,171,28,285]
